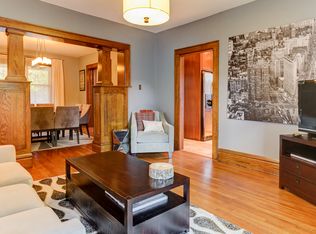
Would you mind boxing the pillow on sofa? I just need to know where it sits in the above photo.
[135,111,155,131]
[143,120,164,133]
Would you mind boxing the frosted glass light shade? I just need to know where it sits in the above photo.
[32,57,52,67]
[123,0,170,26]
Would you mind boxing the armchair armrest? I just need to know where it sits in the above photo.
[0,145,16,163]
[130,112,138,153]
[161,113,174,152]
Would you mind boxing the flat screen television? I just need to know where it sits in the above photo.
[298,80,316,134]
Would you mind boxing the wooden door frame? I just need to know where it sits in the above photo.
[174,41,219,159]
[86,63,98,127]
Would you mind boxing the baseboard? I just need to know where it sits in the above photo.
[218,148,279,175]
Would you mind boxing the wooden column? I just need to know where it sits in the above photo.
[98,48,113,86]
[0,28,32,167]
[92,48,128,152]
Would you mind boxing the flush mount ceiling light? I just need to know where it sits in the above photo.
[123,0,170,26]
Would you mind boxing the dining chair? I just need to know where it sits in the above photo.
[79,104,91,138]
[31,107,55,143]
[54,106,80,145]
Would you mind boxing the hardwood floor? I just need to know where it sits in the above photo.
[183,138,212,157]
[28,145,316,234]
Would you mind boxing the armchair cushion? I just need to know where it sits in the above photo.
[135,111,154,131]
[137,131,169,143]
[0,162,33,187]
[143,120,164,133]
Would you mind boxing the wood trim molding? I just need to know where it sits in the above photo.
[0,17,130,50]
[174,41,219,159]
[218,148,279,175]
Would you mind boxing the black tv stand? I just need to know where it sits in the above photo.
[280,134,316,205]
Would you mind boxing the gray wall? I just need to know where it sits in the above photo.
[0,0,158,113]
[154,0,316,160]
[1,0,315,160]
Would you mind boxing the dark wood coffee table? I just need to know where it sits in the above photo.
[66,151,190,234]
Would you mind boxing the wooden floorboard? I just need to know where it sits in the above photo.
[28,145,316,234]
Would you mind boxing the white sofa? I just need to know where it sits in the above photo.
[0,145,86,234]
[0,145,33,187]
[0,207,85,234]
[131,111,174,158]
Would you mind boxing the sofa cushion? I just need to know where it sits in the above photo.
[137,131,169,143]
[0,207,60,234]
[0,184,44,218]
[135,111,155,131]
[0,162,33,187]
[0,207,85,234]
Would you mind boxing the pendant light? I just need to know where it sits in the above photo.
[123,0,170,26]
[32,39,52,67]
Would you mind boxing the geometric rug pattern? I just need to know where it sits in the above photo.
[32,133,93,152]
[33,176,251,234]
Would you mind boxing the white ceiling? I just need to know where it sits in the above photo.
[40,0,255,33]
[0,32,97,58]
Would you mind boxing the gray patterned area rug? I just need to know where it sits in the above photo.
[32,134,93,152]
[33,176,251,234]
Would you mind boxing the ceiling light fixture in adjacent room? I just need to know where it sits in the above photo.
[123,0,170,26]
[32,39,52,67]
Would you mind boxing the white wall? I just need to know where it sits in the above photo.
[154,0,316,160]
[78,52,98,104]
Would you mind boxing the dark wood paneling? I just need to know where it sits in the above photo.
[183,52,202,140]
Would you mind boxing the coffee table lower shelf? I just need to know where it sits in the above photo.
[66,173,189,234]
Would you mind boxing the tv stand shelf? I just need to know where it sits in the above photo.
[280,135,316,205]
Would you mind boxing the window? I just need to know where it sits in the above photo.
[27,65,52,104]
[0,56,53,104]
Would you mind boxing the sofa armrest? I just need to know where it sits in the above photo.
[130,112,138,153]
[0,145,16,163]
[43,219,86,234]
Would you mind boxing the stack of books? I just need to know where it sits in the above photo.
[104,191,168,214]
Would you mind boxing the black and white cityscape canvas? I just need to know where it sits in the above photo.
[227,18,316,124]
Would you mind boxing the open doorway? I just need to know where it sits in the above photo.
[174,41,219,159]
[182,50,213,157]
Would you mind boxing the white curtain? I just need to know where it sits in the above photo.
[51,59,65,106]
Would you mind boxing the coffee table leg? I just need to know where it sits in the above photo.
[66,162,70,198]
[183,178,190,232]
[125,200,133,233]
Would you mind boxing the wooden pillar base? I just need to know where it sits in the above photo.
[92,86,128,153]
[0,80,31,163]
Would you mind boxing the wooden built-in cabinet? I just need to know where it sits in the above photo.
[280,134,316,205]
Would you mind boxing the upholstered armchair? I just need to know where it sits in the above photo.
[130,111,174,158]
